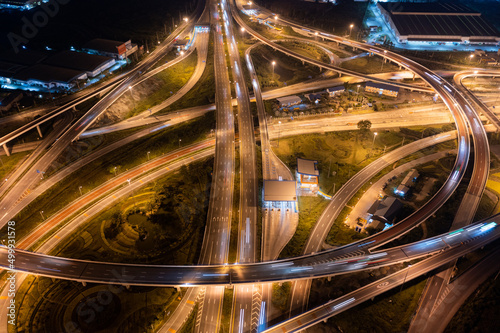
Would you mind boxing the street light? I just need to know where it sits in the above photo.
[240,27,245,38]
[469,54,474,63]
[372,132,378,146]
[274,15,278,25]
[180,50,185,56]
[271,61,276,80]
[79,186,83,196]
[349,24,354,38]
[179,139,182,148]
[183,17,188,23]
[128,86,136,109]
[40,211,45,220]
[127,179,131,186]
[147,151,150,160]
[356,85,360,94]
[113,166,117,176]
[278,121,281,147]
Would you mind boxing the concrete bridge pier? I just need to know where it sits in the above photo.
[36,125,43,138]
[82,281,87,287]
[2,144,10,157]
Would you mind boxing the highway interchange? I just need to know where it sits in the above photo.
[1,0,500,332]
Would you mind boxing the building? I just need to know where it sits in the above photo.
[276,95,302,107]
[377,2,500,46]
[263,180,297,202]
[43,51,115,78]
[12,64,87,91]
[365,81,399,98]
[296,158,319,191]
[83,39,138,60]
[327,86,345,97]
[395,169,419,197]
[0,0,40,10]
[368,196,402,225]
[306,93,322,104]
[0,49,47,66]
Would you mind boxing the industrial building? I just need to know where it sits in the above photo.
[377,2,500,46]
[12,64,87,91]
[365,81,399,98]
[276,95,302,107]
[327,86,345,97]
[0,0,40,10]
[83,39,138,60]
[43,51,115,78]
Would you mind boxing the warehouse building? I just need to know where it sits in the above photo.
[365,81,399,98]
[12,64,87,91]
[83,39,138,60]
[377,2,500,46]
[43,51,115,78]
[0,0,40,10]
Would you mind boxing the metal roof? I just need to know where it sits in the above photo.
[276,95,302,105]
[366,81,400,92]
[297,158,319,176]
[264,180,297,202]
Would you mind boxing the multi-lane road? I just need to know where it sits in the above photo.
[1,0,498,332]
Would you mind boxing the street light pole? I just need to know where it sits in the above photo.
[271,61,276,81]
[179,139,182,148]
[128,86,136,110]
[349,24,354,38]
[113,166,117,176]
[147,151,150,161]
[278,121,281,147]
[40,211,45,220]
[79,186,83,196]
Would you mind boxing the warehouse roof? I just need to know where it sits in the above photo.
[0,49,47,66]
[366,81,400,92]
[14,64,85,84]
[391,14,499,38]
[276,95,302,105]
[83,39,127,54]
[43,51,114,72]
[380,2,479,15]
[264,180,297,202]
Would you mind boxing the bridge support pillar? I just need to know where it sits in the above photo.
[413,73,415,80]
[323,319,327,323]
[176,286,181,292]
[278,282,282,287]
[399,66,402,70]
[36,125,43,138]
[226,284,233,289]
[72,106,77,111]
[125,285,130,290]
[2,144,10,157]
[338,73,342,78]
[328,276,331,282]
[82,281,86,287]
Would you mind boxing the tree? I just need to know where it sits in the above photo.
[357,120,372,131]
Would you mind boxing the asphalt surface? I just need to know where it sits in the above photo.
[236,2,490,323]
[262,218,500,333]
[195,2,236,331]
[409,71,497,333]
[222,0,260,331]
[1,217,499,287]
